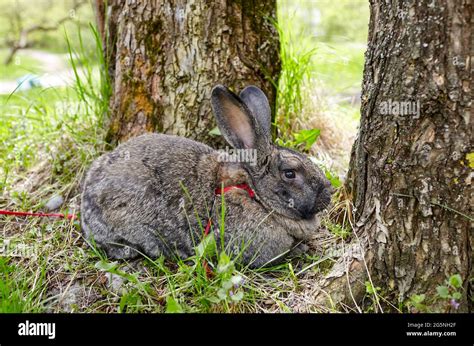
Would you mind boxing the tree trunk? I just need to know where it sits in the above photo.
[343,0,472,311]
[95,0,280,146]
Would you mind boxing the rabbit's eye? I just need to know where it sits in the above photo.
[284,170,296,179]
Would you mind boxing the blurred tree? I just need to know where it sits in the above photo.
[323,0,472,312]
[0,0,91,63]
[315,0,369,43]
[278,0,369,44]
[95,0,280,146]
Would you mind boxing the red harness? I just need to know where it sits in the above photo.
[203,182,255,277]
[215,183,255,199]
[204,183,255,235]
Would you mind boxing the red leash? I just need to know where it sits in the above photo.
[0,209,77,220]
[0,183,254,224]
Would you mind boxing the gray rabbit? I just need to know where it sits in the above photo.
[81,85,332,267]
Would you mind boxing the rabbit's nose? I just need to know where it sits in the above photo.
[300,203,317,219]
[313,183,332,214]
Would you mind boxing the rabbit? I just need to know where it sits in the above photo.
[81,85,332,268]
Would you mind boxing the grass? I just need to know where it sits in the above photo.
[273,5,319,144]
[0,23,111,312]
[0,2,370,313]
[0,206,342,313]
[0,257,46,312]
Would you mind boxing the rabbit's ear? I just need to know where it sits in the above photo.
[211,85,268,151]
[239,86,271,140]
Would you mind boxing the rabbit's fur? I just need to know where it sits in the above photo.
[81,85,332,267]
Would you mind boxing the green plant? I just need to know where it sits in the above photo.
[165,192,247,312]
[165,296,184,313]
[271,9,318,144]
[65,22,111,129]
[275,128,321,152]
[406,294,428,313]
[0,20,112,312]
[209,252,245,304]
[436,274,463,311]
[364,280,382,312]
[323,168,342,189]
[95,260,155,313]
[323,220,351,239]
[405,274,464,313]
[0,257,46,312]
[0,257,26,312]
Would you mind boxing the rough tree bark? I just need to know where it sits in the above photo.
[94,0,280,146]
[315,0,472,312]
